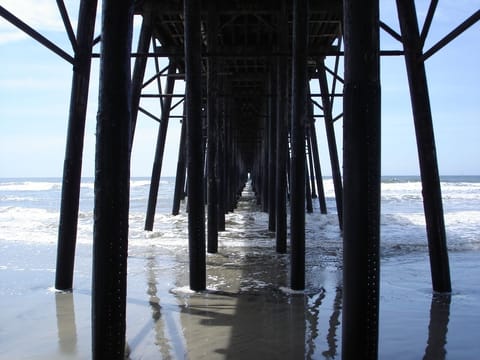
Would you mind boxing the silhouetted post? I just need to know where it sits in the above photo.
[342,0,381,358]
[172,115,187,215]
[275,1,288,253]
[217,83,226,231]
[305,159,314,213]
[318,59,343,228]
[145,64,176,231]
[268,64,277,231]
[307,98,327,213]
[307,130,317,199]
[56,0,98,291]
[396,0,451,293]
[184,0,206,291]
[130,18,152,148]
[290,0,308,290]
[92,0,133,358]
[207,1,219,253]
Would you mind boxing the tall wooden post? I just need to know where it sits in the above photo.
[55,0,98,291]
[92,0,133,358]
[342,0,381,358]
[172,114,187,215]
[318,59,343,228]
[207,0,219,253]
[307,97,327,214]
[268,64,277,231]
[275,0,288,253]
[184,0,206,291]
[290,0,308,290]
[396,0,451,293]
[145,63,176,231]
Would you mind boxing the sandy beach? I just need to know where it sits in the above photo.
[1,238,480,359]
[1,182,480,359]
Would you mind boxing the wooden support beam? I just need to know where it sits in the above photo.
[275,28,288,252]
[207,0,219,253]
[172,115,187,215]
[396,0,451,293]
[92,0,134,358]
[268,62,277,232]
[318,59,343,229]
[145,64,176,231]
[56,0,79,53]
[290,0,308,291]
[130,18,152,148]
[422,9,480,61]
[342,0,381,358]
[419,0,438,49]
[0,5,74,63]
[307,113,327,214]
[55,0,98,291]
[184,0,206,291]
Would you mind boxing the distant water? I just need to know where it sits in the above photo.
[1,176,479,254]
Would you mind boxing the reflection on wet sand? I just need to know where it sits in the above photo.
[55,291,78,355]
[423,293,451,360]
[322,286,342,359]
[146,256,175,359]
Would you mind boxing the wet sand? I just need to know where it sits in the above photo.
[1,189,480,359]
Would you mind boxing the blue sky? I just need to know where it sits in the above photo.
[0,1,478,178]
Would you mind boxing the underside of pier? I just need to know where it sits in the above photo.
[3,0,479,358]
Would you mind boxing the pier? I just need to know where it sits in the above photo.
[1,0,478,358]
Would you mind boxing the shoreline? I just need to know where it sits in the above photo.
[1,238,479,359]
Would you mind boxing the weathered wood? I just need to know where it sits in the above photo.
[184,0,206,291]
[396,0,451,293]
[172,115,187,215]
[145,64,176,231]
[55,0,98,291]
[318,59,343,228]
[342,0,381,358]
[290,0,309,291]
[130,18,152,148]
[268,63,277,231]
[92,0,134,358]
[207,0,219,253]
[275,0,288,253]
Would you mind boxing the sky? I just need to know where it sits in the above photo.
[0,0,478,178]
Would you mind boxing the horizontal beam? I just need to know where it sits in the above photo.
[91,49,404,59]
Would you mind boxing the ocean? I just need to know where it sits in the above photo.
[0,176,479,359]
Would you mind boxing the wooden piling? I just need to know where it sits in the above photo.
[290,0,308,291]
[396,0,451,294]
[145,63,176,231]
[317,59,343,228]
[342,0,381,357]
[184,0,206,291]
[268,64,277,231]
[275,1,288,253]
[55,0,98,291]
[92,0,133,358]
[172,115,187,216]
[207,1,219,253]
[307,100,327,214]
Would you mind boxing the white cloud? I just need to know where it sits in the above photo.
[0,0,92,44]
[0,1,65,30]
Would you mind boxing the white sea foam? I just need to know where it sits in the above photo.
[1,177,479,255]
[0,181,61,192]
